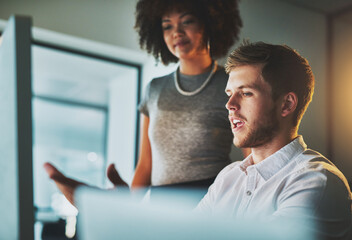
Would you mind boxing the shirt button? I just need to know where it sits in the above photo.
[246,191,252,196]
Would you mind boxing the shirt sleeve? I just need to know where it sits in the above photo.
[194,183,214,214]
[271,166,352,240]
[138,81,152,117]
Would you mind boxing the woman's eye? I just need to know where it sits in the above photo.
[162,25,172,31]
[182,19,194,25]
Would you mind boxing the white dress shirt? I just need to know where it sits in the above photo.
[197,136,352,239]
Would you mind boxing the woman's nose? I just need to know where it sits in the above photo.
[173,24,184,37]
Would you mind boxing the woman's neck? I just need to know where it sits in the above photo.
[179,55,213,75]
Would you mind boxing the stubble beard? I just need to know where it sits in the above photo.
[233,107,280,149]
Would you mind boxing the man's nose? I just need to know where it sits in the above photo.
[226,96,239,111]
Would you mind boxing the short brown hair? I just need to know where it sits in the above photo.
[225,41,315,127]
[135,0,242,65]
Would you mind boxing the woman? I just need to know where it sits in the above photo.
[129,0,242,189]
[45,0,243,204]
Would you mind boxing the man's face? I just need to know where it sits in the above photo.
[225,64,280,148]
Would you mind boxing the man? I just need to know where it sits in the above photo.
[196,41,352,239]
[45,41,351,239]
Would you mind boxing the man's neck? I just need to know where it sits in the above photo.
[251,131,298,164]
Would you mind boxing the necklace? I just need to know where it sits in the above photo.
[174,61,218,96]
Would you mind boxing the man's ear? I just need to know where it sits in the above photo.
[281,92,298,117]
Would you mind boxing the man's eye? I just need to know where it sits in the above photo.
[242,92,253,97]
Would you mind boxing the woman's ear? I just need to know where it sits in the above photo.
[281,92,298,117]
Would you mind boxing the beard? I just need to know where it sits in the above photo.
[233,107,280,148]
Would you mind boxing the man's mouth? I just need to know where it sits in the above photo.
[230,117,245,131]
[233,119,244,128]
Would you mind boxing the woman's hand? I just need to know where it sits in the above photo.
[106,163,128,188]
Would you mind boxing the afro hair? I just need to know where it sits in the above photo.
[135,0,242,65]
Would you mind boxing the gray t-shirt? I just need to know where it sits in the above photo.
[139,66,233,186]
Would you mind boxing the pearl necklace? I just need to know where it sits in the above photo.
[174,61,218,96]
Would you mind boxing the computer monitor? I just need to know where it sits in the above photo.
[76,187,316,240]
[0,15,34,240]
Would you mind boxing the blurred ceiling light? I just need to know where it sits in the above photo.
[87,152,98,162]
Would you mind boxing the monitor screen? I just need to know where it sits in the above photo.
[0,15,34,240]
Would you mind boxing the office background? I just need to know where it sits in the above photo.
[0,0,351,239]
[2,0,348,183]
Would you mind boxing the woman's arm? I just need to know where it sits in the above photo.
[131,114,152,189]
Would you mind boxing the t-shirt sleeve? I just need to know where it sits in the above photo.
[138,81,152,117]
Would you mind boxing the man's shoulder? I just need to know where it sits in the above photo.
[222,161,242,171]
[294,149,341,176]
[288,149,350,193]
[215,161,243,179]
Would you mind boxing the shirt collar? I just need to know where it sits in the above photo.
[239,154,254,174]
[239,136,307,180]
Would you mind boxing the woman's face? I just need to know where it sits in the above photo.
[161,10,207,61]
